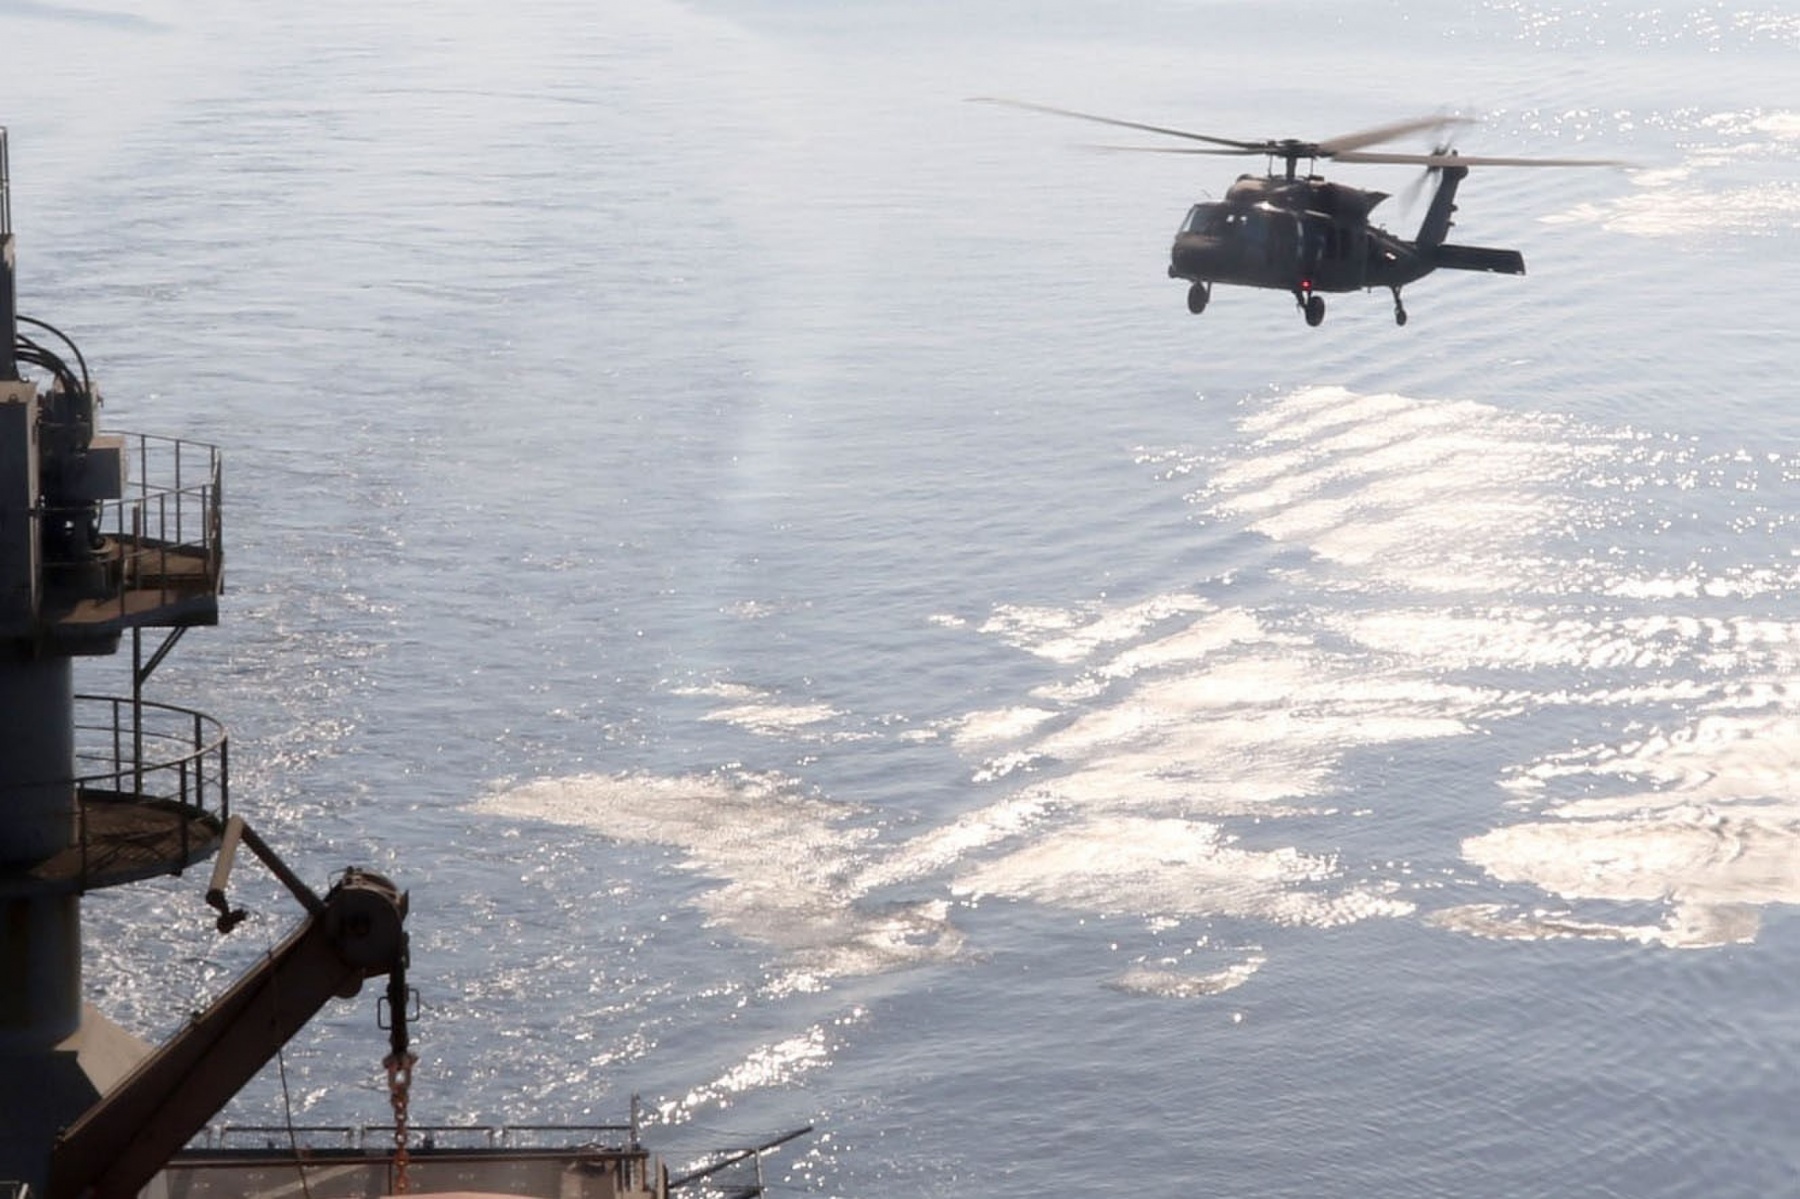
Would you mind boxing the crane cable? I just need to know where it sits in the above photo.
[265,928,317,1199]
[383,958,418,1193]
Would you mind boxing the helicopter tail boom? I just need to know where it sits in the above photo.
[1412,159,1525,275]
[1415,162,1468,249]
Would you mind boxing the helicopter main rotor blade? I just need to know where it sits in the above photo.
[1081,143,1259,156]
[974,100,1633,169]
[1336,149,1634,168]
[1317,115,1474,155]
[969,97,1265,152]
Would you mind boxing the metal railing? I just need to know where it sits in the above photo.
[71,693,229,883]
[171,1128,665,1199]
[198,1124,635,1152]
[42,432,223,622]
[112,431,223,594]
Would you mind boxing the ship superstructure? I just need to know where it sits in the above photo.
[0,129,715,1199]
[0,121,234,1194]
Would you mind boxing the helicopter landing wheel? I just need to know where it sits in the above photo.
[1187,282,1210,315]
[1303,294,1326,327]
[1391,288,1408,326]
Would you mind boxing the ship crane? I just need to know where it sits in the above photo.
[49,825,411,1199]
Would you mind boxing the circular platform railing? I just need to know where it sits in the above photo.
[68,693,230,889]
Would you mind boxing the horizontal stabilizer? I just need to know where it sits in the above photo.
[1433,244,1526,275]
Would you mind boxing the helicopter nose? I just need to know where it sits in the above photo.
[1169,235,1220,280]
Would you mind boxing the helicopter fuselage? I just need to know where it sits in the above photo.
[1168,175,1432,297]
[1167,164,1522,326]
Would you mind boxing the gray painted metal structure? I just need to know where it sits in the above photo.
[0,128,764,1199]
[0,124,228,1195]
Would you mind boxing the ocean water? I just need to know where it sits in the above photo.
[6,0,1800,1195]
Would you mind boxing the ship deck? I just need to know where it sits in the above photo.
[163,1141,665,1199]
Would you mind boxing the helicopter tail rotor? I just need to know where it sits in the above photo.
[1398,136,1458,223]
[1415,152,1475,249]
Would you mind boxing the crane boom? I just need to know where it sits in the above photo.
[48,868,409,1199]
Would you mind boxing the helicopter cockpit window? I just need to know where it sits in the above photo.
[1180,203,1229,236]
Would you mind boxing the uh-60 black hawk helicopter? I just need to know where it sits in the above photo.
[977,99,1628,327]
